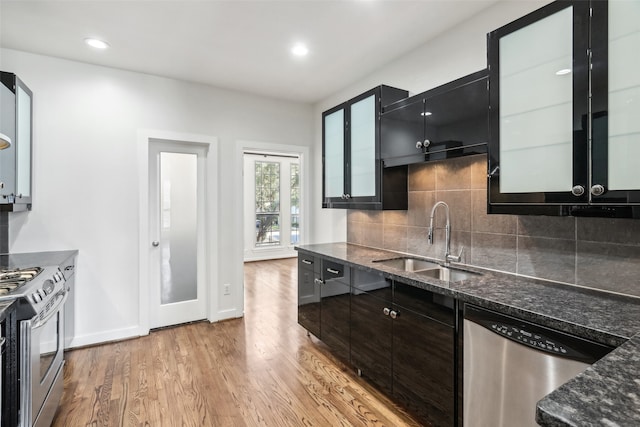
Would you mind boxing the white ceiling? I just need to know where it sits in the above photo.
[0,0,499,103]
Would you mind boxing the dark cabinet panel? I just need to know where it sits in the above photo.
[350,283,393,394]
[393,281,455,327]
[297,255,320,338]
[393,306,455,427]
[320,262,351,362]
[381,70,488,168]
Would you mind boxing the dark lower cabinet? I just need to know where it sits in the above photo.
[320,261,351,362]
[392,306,455,426]
[350,286,393,394]
[297,254,458,426]
[297,255,320,338]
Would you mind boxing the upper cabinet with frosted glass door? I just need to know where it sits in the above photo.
[488,0,640,217]
[322,85,408,210]
[0,72,33,211]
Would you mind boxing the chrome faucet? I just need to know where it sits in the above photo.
[428,201,463,265]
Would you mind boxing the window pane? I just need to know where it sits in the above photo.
[290,163,300,244]
[255,161,280,246]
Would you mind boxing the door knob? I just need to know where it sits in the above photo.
[152,241,160,247]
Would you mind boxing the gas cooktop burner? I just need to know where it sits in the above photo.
[0,267,42,295]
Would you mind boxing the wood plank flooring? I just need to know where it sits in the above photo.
[52,258,420,427]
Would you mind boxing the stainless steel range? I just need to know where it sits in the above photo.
[0,265,67,427]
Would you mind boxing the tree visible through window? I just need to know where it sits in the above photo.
[255,161,280,246]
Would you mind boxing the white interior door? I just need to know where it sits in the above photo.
[149,141,207,328]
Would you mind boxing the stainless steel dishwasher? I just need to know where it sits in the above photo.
[463,304,613,427]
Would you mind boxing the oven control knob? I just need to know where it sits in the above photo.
[38,289,47,299]
[31,292,42,303]
[43,279,55,295]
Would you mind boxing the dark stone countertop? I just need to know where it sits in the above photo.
[296,242,640,427]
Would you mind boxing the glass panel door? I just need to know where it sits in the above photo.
[350,94,376,197]
[605,0,640,191]
[324,109,345,199]
[498,7,573,193]
[255,160,281,247]
[159,152,198,305]
[16,85,31,199]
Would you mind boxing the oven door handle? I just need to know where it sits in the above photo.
[32,290,68,330]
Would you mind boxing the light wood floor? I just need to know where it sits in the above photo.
[52,258,420,427]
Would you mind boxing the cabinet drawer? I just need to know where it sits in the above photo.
[393,282,455,327]
[322,260,345,280]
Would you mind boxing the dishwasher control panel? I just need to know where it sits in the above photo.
[465,304,614,364]
[490,322,570,356]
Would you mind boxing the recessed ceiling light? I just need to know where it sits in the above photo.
[291,43,309,57]
[555,68,571,75]
[421,112,432,116]
[84,38,110,49]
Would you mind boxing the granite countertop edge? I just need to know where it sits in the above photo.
[296,242,640,427]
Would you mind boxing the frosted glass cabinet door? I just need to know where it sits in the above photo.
[324,108,345,199]
[16,84,32,200]
[600,1,640,193]
[498,6,573,194]
[350,95,376,197]
[488,1,590,209]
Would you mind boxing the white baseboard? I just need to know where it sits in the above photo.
[65,325,141,349]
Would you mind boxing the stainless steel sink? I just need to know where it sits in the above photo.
[373,257,441,272]
[416,267,480,282]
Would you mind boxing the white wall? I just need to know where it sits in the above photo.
[0,48,314,346]
[310,0,551,244]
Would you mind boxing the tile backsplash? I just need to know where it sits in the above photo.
[347,154,640,298]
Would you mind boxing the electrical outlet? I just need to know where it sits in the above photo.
[223,283,231,295]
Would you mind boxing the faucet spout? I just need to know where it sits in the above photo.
[427,201,462,265]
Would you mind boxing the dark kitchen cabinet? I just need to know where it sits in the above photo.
[322,85,409,210]
[298,254,458,426]
[297,254,351,362]
[488,0,640,217]
[392,282,456,427]
[350,270,393,394]
[0,72,33,211]
[381,70,489,167]
[319,260,351,362]
[297,254,320,338]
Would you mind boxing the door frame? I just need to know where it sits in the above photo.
[138,129,219,336]
[234,140,310,312]
[242,151,301,261]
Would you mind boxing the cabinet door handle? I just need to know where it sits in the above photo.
[390,310,399,319]
[314,278,324,285]
[302,259,313,265]
[590,184,605,196]
[571,185,585,196]
[383,307,391,316]
[326,268,340,275]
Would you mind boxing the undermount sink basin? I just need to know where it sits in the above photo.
[416,267,480,282]
[373,257,441,272]
[373,256,481,282]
